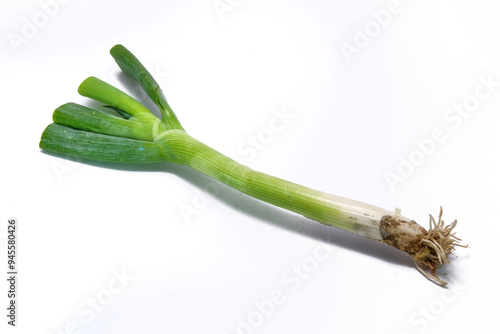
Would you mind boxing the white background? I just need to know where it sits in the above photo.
[1,0,498,333]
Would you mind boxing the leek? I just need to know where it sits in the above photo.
[39,44,466,286]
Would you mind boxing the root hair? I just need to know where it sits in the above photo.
[413,207,468,286]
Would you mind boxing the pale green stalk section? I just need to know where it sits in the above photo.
[158,130,394,239]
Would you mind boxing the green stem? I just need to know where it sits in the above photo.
[158,130,393,238]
